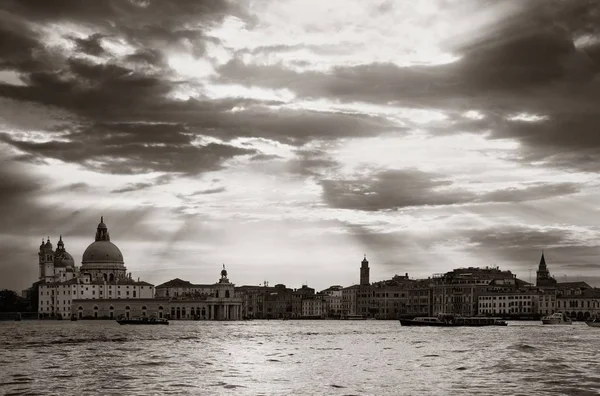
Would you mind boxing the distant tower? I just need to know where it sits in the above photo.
[219,264,229,284]
[360,254,370,286]
[38,237,55,282]
[536,251,557,287]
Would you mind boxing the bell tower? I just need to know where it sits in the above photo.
[360,254,370,286]
[39,237,55,282]
[536,251,557,287]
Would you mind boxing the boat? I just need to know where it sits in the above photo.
[342,314,367,320]
[586,318,600,327]
[541,312,572,325]
[116,317,169,325]
[399,314,507,327]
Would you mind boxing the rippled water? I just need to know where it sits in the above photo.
[1,320,599,395]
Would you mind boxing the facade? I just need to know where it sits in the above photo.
[321,285,343,318]
[155,278,217,298]
[555,283,599,320]
[431,267,517,316]
[73,298,168,320]
[478,291,539,316]
[406,280,431,316]
[341,285,360,316]
[153,266,243,320]
[302,294,325,318]
[537,291,557,316]
[38,218,154,319]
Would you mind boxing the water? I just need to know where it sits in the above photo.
[0,321,599,395]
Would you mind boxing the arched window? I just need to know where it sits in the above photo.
[93,306,98,310]
[125,306,131,310]
[141,306,147,310]
[78,306,83,310]
[109,306,114,310]
[158,306,164,310]
[109,274,115,282]
[225,290,230,298]
[103,273,107,281]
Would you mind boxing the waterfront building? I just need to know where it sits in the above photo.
[405,279,432,316]
[341,284,360,316]
[264,284,294,319]
[321,285,343,318]
[37,218,154,319]
[151,266,242,320]
[291,285,315,318]
[302,294,325,318]
[154,278,217,298]
[555,282,599,320]
[537,291,557,316]
[236,285,271,319]
[478,290,539,317]
[431,267,517,316]
[371,283,407,319]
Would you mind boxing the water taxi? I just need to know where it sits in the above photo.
[399,314,507,327]
[541,312,572,325]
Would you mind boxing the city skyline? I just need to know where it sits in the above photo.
[1,1,600,292]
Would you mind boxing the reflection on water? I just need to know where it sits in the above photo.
[1,321,599,395]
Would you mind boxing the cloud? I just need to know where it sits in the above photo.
[320,169,581,211]
[190,186,226,195]
[72,33,106,57]
[0,122,257,174]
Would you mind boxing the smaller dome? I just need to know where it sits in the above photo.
[55,251,75,268]
[97,216,107,229]
[45,238,53,249]
[221,268,228,277]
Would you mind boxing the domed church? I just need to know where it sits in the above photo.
[34,217,241,321]
[36,217,155,319]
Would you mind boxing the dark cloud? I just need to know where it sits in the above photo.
[0,128,256,174]
[250,154,283,161]
[285,149,340,177]
[72,33,106,57]
[476,183,581,204]
[190,187,226,195]
[64,182,90,192]
[321,169,580,211]
[321,170,470,211]
[213,1,600,173]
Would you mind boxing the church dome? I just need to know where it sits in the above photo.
[80,217,126,270]
[55,251,75,268]
[82,241,124,264]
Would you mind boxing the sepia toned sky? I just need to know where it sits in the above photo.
[1,0,600,292]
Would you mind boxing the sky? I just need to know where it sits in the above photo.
[1,0,600,292]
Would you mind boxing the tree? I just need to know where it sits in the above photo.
[0,290,19,312]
